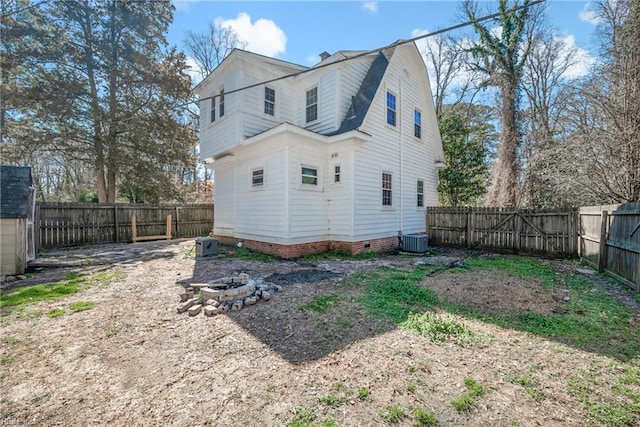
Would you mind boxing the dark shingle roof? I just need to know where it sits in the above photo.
[1,166,33,218]
[328,51,390,136]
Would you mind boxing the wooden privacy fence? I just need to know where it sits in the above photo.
[36,203,213,250]
[426,207,578,256]
[578,203,640,291]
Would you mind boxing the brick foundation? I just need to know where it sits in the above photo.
[213,235,400,259]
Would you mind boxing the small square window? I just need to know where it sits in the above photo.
[417,179,424,207]
[264,87,275,116]
[301,166,318,185]
[382,172,392,206]
[252,169,264,187]
[414,109,422,139]
[334,165,341,183]
[386,91,396,126]
[306,87,318,123]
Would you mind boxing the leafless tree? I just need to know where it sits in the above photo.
[519,28,579,207]
[183,22,247,80]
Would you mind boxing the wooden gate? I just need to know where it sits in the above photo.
[579,203,640,291]
[426,207,577,256]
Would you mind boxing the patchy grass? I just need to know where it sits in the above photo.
[299,295,339,314]
[0,337,22,345]
[507,374,544,402]
[380,404,405,423]
[225,246,277,263]
[464,256,557,288]
[69,301,94,313]
[455,272,640,361]
[1,275,80,309]
[357,387,371,401]
[0,354,15,366]
[402,311,476,346]
[414,408,438,426]
[341,256,639,360]
[46,308,65,318]
[452,378,485,412]
[568,361,640,426]
[1,270,120,315]
[345,266,439,323]
[286,406,338,427]
[300,250,380,262]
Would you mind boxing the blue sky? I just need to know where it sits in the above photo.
[169,1,603,79]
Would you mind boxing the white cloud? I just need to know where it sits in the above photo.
[215,12,286,58]
[172,0,192,12]
[579,2,603,25]
[557,35,598,78]
[362,1,378,13]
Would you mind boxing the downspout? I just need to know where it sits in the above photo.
[398,74,404,249]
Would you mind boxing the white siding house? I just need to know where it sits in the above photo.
[194,44,445,257]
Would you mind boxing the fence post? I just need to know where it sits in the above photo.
[514,212,522,252]
[35,202,41,255]
[598,210,608,272]
[131,214,137,243]
[114,205,119,243]
[174,206,180,238]
[466,210,473,249]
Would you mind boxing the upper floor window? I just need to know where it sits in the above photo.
[301,166,318,185]
[219,89,225,117]
[414,109,422,138]
[417,179,424,207]
[210,98,215,123]
[334,165,341,183]
[264,87,275,116]
[252,168,264,187]
[382,172,392,206]
[386,91,396,126]
[306,87,318,123]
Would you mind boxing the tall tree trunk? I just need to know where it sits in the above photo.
[487,78,519,207]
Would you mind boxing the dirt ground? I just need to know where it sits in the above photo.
[1,239,638,426]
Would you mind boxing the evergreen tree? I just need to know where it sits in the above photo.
[1,0,196,203]
[438,111,490,207]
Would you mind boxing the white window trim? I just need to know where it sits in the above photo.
[305,85,319,124]
[414,108,422,140]
[264,86,276,117]
[219,87,225,118]
[382,171,393,208]
[416,178,425,209]
[385,89,397,129]
[251,167,265,190]
[300,164,321,191]
[332,163,342,185]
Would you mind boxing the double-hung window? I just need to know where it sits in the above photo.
[386,91,396,126]
[306,87,318,123]
[414,109,422,138]
[301,166,318,185]
[334,165,341,183]
[264,87,275,116]
[417,179,424,207]
[382,172,392,206]
[252,169,264,187]
[210,98,215,123]
[219,89,225,117]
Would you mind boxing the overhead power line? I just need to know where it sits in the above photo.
[194,0,546,105]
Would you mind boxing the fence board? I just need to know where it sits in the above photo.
[578,202,640,291]
[37,203,213,249]
[426,207,577,256]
